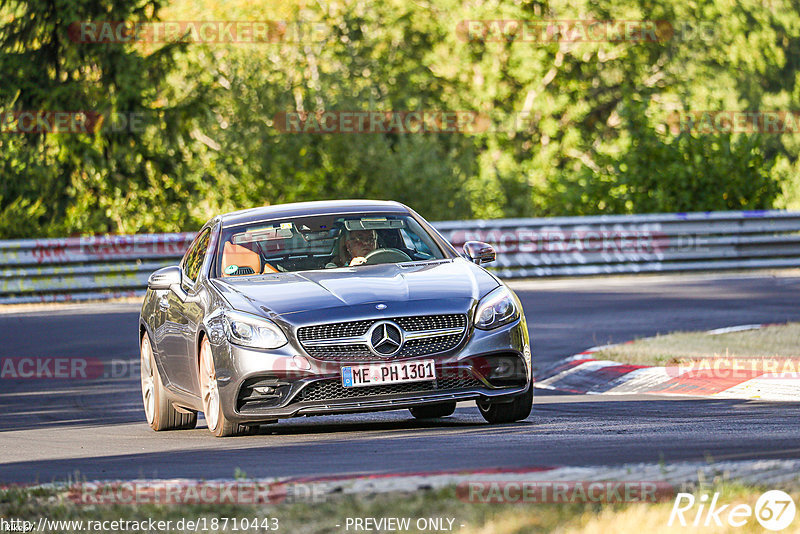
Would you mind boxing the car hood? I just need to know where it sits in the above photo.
[210,258,499,324]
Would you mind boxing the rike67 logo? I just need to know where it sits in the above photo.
[669,490,796,531]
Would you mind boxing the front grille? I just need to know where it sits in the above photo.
[296,314,468,362]
[395,315,466,332]
[296,376,484,403]
[401,334,463,357]
[297,320,374,342]
[304,344,373,360]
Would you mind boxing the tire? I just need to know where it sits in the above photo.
[140,332,197,431]
[409,402,457,419]
[478,385,533,424]
[199,337,249,437]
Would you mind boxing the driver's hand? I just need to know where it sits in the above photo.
[349,257,367,266]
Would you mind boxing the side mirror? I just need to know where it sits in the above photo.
[147,266,182,291]
[148,266,197,303]
[463,241,496,265]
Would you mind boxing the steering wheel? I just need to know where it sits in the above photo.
[364,248,412,265]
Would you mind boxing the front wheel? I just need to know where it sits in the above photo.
[199,337,249,437]
[478,385,533,424]
[140,332,197,431]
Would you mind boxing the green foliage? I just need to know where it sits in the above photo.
[178,0,482,222]
[546,101,781,214]
[0,0,798,237]
[0,0,210,237]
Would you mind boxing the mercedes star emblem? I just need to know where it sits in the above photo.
[368,321,404,357]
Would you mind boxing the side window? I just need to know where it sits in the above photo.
[400,228,433,256]
[400,229,416,250]
[183,229,211,283]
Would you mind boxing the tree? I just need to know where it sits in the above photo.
[0,0,208,237]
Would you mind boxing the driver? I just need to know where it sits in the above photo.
[339,229,378,266]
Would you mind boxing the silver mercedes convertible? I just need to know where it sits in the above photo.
[139,200,532,436]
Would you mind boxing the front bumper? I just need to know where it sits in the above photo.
[208,315,531,424]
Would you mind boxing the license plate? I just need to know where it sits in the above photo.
[341,359,436,388]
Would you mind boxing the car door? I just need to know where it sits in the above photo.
[161,228,211,393]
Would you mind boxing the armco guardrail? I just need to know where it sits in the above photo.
[1,211,799,304]
[435,210,800,278]
[0,233,195,304]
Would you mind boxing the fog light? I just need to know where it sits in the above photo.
[472,354,527,387]
[253,386,276,395]
[492,358,514,378]
[293,355,312,370]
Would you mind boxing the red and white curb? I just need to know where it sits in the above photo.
[257,459,800,496]
[537,324,800,401]
[308,459,800,495]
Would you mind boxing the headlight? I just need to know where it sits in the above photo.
[223,310,288,349]
[474,286,519,330]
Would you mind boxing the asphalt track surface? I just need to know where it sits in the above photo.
[1,273,799,484]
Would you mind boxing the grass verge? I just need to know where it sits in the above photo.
[593,323,800,367]
[1,482,798,533]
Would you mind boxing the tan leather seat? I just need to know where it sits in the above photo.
[222,242,261,276]
[222,242,278,276]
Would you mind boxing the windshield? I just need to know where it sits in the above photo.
[213,213,447,277]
